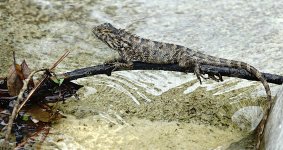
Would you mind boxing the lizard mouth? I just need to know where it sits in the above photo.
[92,27,101,36]
[92,29,105,41]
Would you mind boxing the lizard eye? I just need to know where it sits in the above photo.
[101,29,112,33]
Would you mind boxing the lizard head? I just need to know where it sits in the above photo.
[92,23,124,50]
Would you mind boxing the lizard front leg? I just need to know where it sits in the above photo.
[193,62,203,84]
[104,57,133,71]
[114,61,133,69]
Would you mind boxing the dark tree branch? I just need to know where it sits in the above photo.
[1,62,282,90]
[1,62,282,106]
[61,62,283,85]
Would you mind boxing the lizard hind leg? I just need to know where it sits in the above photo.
[178,56,205,84]
[193,63,223,83]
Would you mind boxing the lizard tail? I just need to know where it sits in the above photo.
[201,58,272,150]
[233,61,272,150]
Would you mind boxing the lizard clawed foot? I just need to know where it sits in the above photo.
[207,73,223,82]
[193,64,224,84]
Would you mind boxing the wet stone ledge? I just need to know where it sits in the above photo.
[264,84,283,149]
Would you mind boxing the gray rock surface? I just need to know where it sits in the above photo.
[265,85,283,150]
[1,0,282,149]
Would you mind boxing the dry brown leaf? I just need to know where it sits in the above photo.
[26,105,64,122]
[15,63,24,80]
[7,60,33,96]
[21,60,32,79]
[21,60,34,87]
[7,64,23,96]
[26,105,51,122]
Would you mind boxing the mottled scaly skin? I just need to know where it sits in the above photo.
[92,23,271,149]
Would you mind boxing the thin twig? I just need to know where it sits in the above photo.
[18,50,70,113]
[16,69,46,114]
[15,125,50,149]
[4,70,37,144]
[36,126,50,149]
[49,50,70,71]
[2,51,71,146]
[13,51,16,66]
